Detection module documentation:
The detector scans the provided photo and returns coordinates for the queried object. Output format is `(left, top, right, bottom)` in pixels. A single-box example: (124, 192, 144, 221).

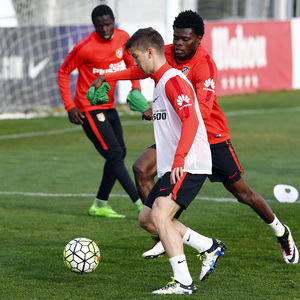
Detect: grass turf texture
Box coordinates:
(0, 90, 300, 299)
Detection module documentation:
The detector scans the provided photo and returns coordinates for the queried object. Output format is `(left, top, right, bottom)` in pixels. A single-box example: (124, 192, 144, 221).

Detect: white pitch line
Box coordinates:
(0, 126, 80, 140)
(0, 190, 296, 204)
(0, 190, 240, 202)
(0, 191, 126, 198)
(225, 106, 300, 117)
(0, 120, 150, 140)
(0, 106, 299, 141)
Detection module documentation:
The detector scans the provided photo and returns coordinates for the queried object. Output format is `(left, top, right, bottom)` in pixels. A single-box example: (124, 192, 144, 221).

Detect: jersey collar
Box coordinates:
(151, 62, 172, 84)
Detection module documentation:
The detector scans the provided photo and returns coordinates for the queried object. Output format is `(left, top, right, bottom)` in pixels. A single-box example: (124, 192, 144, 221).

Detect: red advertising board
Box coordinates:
(201, 21, 292, 96)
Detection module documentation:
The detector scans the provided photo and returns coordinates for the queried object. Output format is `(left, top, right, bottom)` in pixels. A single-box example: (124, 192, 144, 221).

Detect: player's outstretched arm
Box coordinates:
(90, 66, 147, 91)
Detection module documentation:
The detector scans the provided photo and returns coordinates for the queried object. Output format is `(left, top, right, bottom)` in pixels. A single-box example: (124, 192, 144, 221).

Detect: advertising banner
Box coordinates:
(291, 18, 300, 89)
(0, 26, 93, 112)
(202, 21, 293, 96)
(0, 20, 297, 113)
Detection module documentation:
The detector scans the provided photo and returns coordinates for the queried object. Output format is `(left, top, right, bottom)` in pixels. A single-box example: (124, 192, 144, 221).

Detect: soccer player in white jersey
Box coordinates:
(124, 27, 223, 295)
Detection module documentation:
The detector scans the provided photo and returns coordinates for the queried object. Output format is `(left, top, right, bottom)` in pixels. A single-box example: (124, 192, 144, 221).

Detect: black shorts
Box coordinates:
(148, 140, 243, 184)
(148, 144, 156, 150)
(208, 140, 244, 183)
(145, 171, 207, 218)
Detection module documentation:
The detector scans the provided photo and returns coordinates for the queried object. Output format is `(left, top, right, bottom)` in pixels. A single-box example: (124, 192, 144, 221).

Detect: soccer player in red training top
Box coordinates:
(124, 26, 224, 294)
(58, 5, 144, 218)
(90, 11, 298, 265)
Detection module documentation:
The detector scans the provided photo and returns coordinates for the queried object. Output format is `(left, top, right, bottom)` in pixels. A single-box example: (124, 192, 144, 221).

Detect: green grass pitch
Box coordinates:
(0, 90, 299, 299)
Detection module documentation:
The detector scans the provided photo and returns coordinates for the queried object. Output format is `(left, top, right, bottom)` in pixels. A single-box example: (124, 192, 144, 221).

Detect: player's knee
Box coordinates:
(106, 147, 123, 166)
(121, 147, 127, 159)
(236, 193, 249, 204)
(133, 159, 147, 179)
(225, 180, 257, 206)
(133, 160, 156, 183)
(138, 214, 147, 230)
(149, 206, 164, 231)
(139, 212, 151, 231)
(132, 159, 142, 174)
(236, 189, 256, 205)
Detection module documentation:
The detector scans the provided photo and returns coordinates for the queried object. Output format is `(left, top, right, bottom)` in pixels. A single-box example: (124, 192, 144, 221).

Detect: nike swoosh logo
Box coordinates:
(159, 187, 169, 192)
(153, 96, 159, 102)
(28, 57, 51, 79)
(178, 260, 186, 264)
(229, 171, 238, 179)
(186, 233, 191, 242)
(287, 246, 296, 263)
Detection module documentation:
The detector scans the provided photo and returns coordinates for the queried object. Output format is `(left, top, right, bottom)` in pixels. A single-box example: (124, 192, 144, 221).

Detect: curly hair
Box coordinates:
(173, 10, 205, 37)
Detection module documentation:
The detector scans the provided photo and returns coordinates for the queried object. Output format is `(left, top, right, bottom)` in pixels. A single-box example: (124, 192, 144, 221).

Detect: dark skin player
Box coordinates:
(67, 13, 115, 125)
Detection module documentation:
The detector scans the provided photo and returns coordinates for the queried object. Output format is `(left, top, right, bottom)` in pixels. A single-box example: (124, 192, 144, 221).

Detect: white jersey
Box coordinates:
(151, 63, 212, 178)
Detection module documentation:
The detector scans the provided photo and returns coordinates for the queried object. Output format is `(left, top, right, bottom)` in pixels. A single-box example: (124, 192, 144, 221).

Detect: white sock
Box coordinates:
(268, 215, 285, 236)
(182, 228, 213, 253)
(169, 254, 193, 286)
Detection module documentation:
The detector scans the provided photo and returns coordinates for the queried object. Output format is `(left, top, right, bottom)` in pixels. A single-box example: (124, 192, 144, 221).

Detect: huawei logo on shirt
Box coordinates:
(203, 78, 215, 93)
(177, 94, 192, 110)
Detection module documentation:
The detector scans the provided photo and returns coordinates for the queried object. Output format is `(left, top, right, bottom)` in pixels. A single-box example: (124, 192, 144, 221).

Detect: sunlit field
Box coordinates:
(0, 90, 299, 299)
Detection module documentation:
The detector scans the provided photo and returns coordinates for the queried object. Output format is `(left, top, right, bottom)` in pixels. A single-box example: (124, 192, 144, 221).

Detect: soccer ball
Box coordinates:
(63, 237, 100, 273)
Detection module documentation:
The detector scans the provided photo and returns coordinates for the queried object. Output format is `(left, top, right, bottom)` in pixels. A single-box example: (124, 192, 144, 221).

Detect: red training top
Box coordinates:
(58, 29, 141, 113)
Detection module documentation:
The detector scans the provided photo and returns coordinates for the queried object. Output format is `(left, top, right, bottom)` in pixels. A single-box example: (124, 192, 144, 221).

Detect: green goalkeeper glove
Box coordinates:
(86, 82, 111, 105)
(126, 89, 149, 114)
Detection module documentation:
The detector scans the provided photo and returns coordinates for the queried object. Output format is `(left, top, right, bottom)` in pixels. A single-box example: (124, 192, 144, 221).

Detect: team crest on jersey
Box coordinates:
(96, 113, 106, 122)
(116, 47, 123, 59)
(182, 66, 190, 76)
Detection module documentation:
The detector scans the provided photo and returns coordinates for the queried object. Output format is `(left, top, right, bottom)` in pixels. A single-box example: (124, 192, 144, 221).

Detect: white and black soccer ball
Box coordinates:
(63, 237, 100, 273)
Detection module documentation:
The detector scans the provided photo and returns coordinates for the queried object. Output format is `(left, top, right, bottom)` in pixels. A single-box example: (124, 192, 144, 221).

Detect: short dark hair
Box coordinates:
(173, 10, 205, 37)
(125, 27, 165, 55)
(91, 5, 115, 24)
